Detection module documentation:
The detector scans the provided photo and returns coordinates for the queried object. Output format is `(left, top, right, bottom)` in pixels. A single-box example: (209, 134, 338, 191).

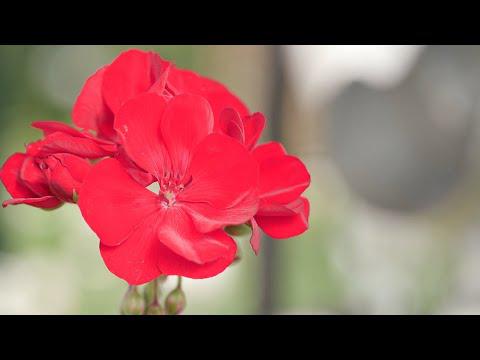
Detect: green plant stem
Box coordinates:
(152, 278, 159, 304)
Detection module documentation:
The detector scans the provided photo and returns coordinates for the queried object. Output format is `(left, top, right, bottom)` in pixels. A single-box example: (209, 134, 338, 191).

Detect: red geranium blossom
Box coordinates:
(0, 47, 311, 289)
(70, 49, 252, 187)
(78, 93, 259, 284)
(73, 49, 249, 142)
(0, 150, 91, 208)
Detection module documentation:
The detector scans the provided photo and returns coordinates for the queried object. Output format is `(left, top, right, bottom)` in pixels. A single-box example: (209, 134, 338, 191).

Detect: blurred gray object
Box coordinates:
(328, 45, 480, 212)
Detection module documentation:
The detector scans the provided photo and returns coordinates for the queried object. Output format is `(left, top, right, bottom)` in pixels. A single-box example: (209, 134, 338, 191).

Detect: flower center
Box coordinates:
(164, 191, 176, 206)
(158, 177, 185, 208)
(156, 172, 192, 208)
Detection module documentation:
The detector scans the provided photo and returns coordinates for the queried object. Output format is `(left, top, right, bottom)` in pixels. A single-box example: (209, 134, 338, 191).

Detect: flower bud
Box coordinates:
(120, 286, 145, 315)
(165, 287, 186, 315)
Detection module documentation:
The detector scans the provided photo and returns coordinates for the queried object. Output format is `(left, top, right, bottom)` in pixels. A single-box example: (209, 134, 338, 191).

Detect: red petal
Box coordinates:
(78, 158, 160, 247)
(3, 195, 62, 209)
(19, 156, 50, 196)
(30, 120, 117, 156)
(99, 216, 163, 285)
(257, 155, 310, 204)
(255, 197, 310, 239)
(157, 207, 234, 264)
(167, 67, 249, 124)
(243, 112, 265, 150)
(102, 49, 167, 115)
(179, 133, 259, 209)
(179, 188, 258, 234)
(219, 108, 245, 144)
(252, 141, 287, 163)
(31, 120, 116, 149)
(27, 132, 116, 159)
(114, 93, 169, 179)
(156, 230, 237, 279)
(257, 197, 306, 217)
(97, 190, 237, 282)
(32, 121, 84, 137)
(249, 218, 261, 255)
(0, 153, 36, 199)
(71, 66, 117, 141)
(148, 61, 171, 95)
(114, 146, 155, 187)
(160, 94, 213, 177)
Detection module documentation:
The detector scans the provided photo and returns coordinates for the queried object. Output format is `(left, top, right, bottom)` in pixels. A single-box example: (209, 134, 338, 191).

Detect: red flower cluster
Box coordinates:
(0, 49, 310, 284)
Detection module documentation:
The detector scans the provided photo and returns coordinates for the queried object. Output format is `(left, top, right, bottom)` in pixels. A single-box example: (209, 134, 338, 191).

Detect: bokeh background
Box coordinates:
(2, 45, 480, 314)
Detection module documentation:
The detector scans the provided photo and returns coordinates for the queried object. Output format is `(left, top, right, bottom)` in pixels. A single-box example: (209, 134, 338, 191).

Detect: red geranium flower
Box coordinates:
(71, 49, 251, 187)
(78, 93, 259, 284)
(0, 151, 91, 208)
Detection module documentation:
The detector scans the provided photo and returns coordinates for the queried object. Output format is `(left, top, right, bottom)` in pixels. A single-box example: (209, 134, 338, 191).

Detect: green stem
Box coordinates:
(152, 278, 159, 305)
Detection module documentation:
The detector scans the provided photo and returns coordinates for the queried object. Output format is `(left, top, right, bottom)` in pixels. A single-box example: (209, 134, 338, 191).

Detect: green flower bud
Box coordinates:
(120, 286, 145, 315)
(165, 287, 186, 315)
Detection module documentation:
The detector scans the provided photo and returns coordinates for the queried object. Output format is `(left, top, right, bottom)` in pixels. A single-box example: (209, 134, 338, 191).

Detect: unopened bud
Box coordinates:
(120, 286, 145, 315)
(145, 302, 166, 315)
(165, 287, 186, 315)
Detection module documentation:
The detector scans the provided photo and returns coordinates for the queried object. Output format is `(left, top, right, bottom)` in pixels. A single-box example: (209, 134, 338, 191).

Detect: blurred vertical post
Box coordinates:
(260, 45, 285, 314)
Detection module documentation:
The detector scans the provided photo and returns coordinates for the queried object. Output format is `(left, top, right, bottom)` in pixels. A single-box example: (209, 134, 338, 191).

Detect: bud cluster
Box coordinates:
(120, 275, 186, 315)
